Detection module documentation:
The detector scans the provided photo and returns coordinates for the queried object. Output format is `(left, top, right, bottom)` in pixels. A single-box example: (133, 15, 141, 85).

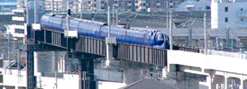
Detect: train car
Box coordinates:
(40, 15, 169, 49)
(41, 15, 63, 31)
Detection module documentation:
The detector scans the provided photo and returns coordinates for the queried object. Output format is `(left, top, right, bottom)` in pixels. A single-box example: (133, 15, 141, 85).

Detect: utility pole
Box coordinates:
(169, 11, 173, 50)
(80, 1, 83, 19)
(216, 38, 219, 50)
(75, 0, 78, 14)
(25, 0, 29, 24)
(107, 5, 111, 42)
(203, 0, 207, 55)
(55, 71, 57, 89)
(67, 1, 70, 52)
(231, 38, 234, 52)
(16, 49, 21, 89)
(188, 28, 192, 47)
(116, 8, 118, 26)
(105, 5, 114, 68)
(226, 26, 230, 47)
(52, 0, 54, 14)
(8, 26, 10, 70)
(81, 71, 87, 89)
(112, 6, 115, 26)
(106, 6, 111, 67)
(188, 21, 194, 47)
(56, 1, 58, 15)
(34, 0, 37, 23)
(166, 1, 169, 30)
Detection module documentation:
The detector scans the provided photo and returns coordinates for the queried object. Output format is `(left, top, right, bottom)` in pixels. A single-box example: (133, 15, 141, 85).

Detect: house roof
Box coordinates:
(119, 79, 179, 89)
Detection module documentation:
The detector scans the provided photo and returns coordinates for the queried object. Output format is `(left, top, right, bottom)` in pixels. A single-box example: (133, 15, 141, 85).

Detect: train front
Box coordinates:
(153, 32, 169, 49)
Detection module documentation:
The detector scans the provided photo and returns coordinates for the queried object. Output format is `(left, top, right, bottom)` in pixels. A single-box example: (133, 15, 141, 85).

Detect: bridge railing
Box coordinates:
(117, 43, 167, 66)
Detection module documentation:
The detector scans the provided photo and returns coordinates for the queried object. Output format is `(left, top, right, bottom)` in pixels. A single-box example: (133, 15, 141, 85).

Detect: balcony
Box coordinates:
(138, 6, 146, 9)
(135, 3, 139, 6)
(139, 0, 146, 3)
(156, 3, 161, 6)
(113, 3, 119, 7)
(237, 21, 247, 28)
(12, 16, 25, 22)
(127, 3, 132, 6)
(238, 10, 247, 18)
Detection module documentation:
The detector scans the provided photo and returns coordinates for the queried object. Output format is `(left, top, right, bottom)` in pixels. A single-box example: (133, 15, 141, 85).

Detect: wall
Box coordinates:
(178, 0, 211, 11)
(94, 69, 123, 82)
(1, 70, 27, 87)
(97, 81, 126, 89)
(36, 74, 79, 89)
(34, 51, 55, 75)
(211, 2, 219, 29)
(168, 50, 247, 74)
(211, 1, 247, 29)
(176, 79, 199, 89)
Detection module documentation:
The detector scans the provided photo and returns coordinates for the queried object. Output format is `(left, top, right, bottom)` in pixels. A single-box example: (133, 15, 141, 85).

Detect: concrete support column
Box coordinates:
(26, 49, 35, 89)
(240, 75, 244, 89)
(224, 72, 228, 89)
(207, 74, 212, 89)
(240, 79, 243, 89)
(162, 67, 168, 78)
(78, 58, 95, 89)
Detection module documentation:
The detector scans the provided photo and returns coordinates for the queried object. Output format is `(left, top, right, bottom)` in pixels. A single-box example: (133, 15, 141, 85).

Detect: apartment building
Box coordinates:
(211, 0, 247, 29)
(73, 0, 186, 12)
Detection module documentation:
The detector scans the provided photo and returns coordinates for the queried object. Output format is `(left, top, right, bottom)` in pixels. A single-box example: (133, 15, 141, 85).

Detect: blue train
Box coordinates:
(40, 15, 169, 49)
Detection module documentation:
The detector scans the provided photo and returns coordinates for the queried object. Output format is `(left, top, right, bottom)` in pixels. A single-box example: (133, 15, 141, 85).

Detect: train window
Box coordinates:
(157, 35, 164, 41)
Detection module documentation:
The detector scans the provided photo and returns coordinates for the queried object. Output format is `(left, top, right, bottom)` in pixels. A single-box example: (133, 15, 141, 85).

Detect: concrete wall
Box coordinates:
(97, 81, 126, 89)
(36, 74, 79, 89)
(168, 50, 247, 74)
(94, 69, 123, 82)
(0, 70, 126, 89)
(211, 1, 219, 29)
(34, 51, 55, 74)
(1, 70, 27, 87)
(176, 79, 199, 89)
(168, 50, 247, 89)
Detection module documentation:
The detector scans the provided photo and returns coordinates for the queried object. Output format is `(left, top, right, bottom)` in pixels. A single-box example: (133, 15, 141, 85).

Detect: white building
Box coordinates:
(211, 0, 247, 29)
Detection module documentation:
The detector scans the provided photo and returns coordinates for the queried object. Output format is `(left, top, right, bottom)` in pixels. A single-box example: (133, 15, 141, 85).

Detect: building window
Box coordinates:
(225, 7, 228, 12)
(241, 8, 243, 11)
(206, 6, 210, 10)
(225, 17, 228, 22)
(241, 19, 243, 21)
(15, 29, 24, 33)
